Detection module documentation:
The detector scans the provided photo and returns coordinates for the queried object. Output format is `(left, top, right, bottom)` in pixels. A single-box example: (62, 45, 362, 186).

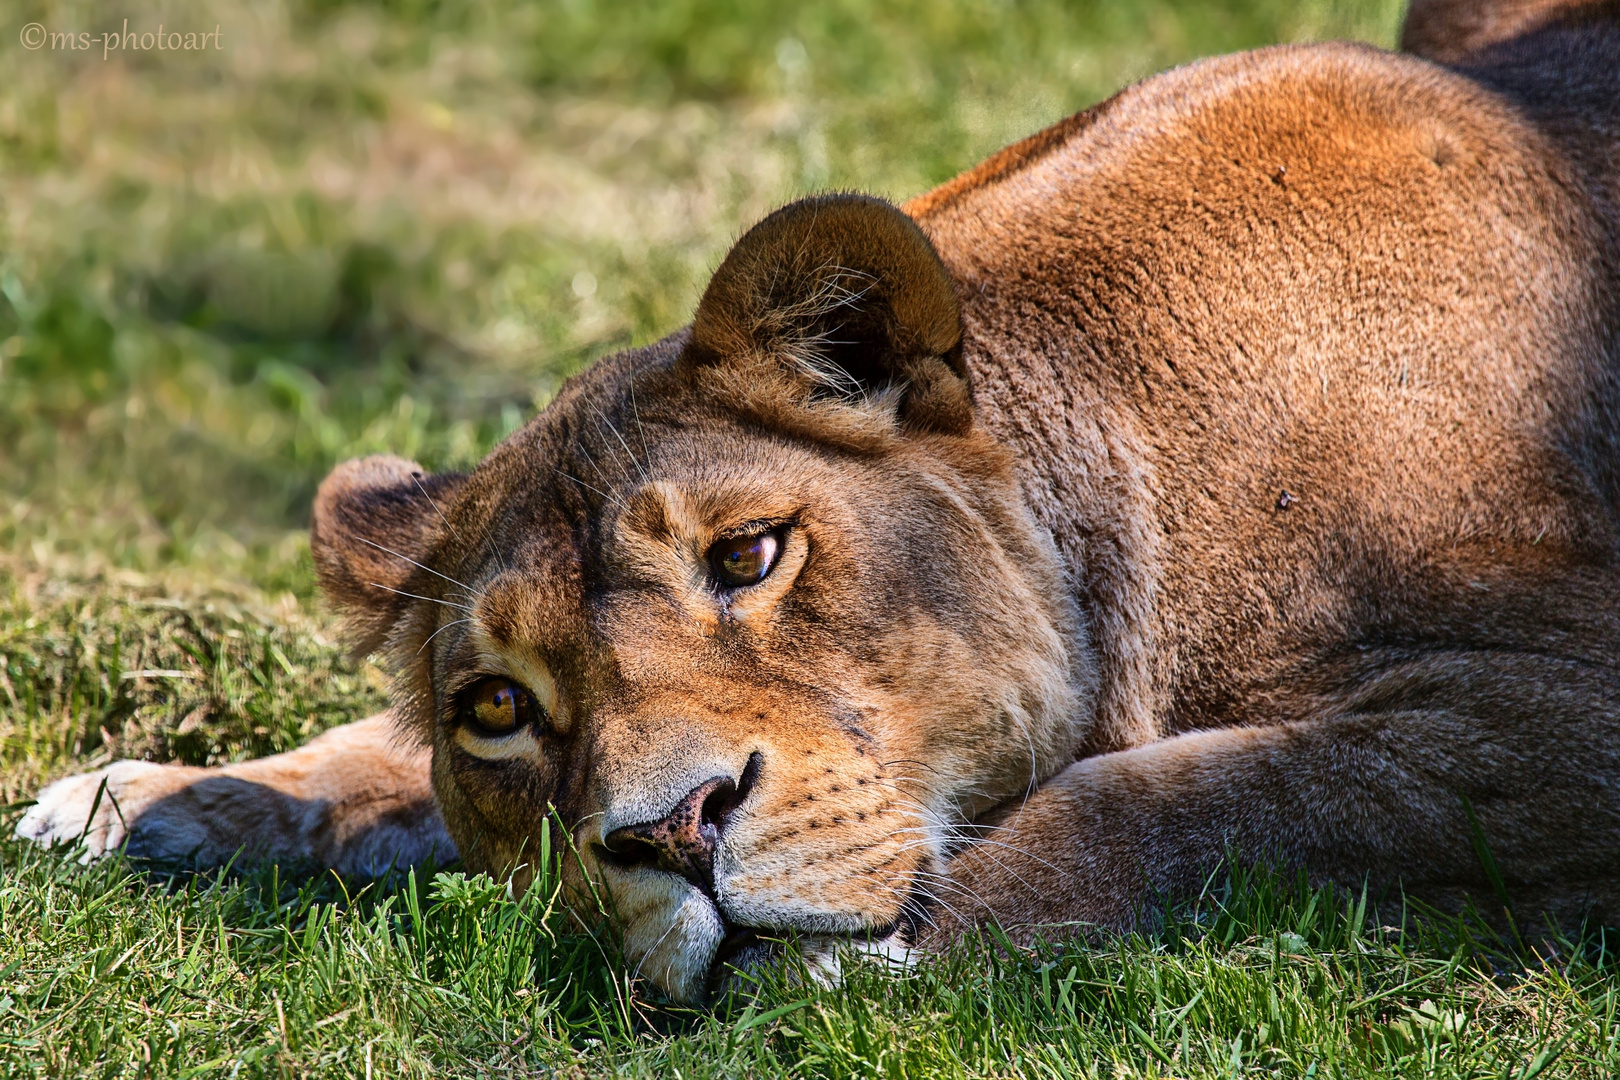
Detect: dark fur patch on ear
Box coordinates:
(311, 455, 468, 655)
(896, 355, 974, 434)
(686, 193, 968, 433)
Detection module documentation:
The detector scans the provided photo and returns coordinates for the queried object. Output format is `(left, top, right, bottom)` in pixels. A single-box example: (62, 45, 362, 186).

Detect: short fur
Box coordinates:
(21, 0, 1620, 1004)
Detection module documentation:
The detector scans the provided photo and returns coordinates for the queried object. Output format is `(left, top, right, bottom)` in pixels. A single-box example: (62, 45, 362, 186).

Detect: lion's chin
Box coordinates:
(611, 870, 920, 1004)
(614, 876, 728, 1004)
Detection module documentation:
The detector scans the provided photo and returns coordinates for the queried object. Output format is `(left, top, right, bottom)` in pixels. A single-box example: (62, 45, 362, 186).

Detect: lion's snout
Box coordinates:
(597, 751, 762, 893)
(559, 708, 944, 1002)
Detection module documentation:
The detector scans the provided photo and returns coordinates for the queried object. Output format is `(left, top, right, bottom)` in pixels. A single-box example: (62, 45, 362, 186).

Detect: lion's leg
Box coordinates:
(14, 714, 454, 877)
(923, 650, 1620, 944)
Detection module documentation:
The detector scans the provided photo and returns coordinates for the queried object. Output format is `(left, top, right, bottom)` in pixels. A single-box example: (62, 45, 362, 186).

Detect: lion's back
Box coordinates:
(910, 40, 1620, 738)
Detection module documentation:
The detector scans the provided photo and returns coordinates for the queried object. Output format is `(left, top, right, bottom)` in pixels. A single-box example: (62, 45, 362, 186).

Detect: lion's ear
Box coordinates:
(686, 193, 970, 434)
(310, 455, 469, 655)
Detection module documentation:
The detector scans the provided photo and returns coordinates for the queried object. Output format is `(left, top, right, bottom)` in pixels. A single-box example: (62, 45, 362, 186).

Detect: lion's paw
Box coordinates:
(14, 762, 176, 862)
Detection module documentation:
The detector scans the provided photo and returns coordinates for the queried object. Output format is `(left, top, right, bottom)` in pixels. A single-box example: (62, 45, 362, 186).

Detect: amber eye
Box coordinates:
(466, 678, 535, 737)
(708, 529, 782, 589)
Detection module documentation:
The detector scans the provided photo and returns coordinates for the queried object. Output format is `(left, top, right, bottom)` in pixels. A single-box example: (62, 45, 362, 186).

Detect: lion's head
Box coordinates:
(310, 195, 1095, 1001)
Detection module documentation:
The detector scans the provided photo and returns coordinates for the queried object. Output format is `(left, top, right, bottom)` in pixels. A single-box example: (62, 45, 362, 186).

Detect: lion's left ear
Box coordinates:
(310, 455, 470, 656)
(685, 193, 970, 434)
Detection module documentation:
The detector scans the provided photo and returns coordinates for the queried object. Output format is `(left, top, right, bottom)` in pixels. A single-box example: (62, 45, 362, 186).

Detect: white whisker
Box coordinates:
(411, 473, 460, 541)
(366, 582, 474, 612)
(629, 381, 651, 467)
(557, 469, 626, 510)
(632, 910, 684, 986)
(419, 465, 512, 577)
(351, 534, 476, 596)
(574, 441, 618, 493)
(589, 399, 650, 486)
(418, 617, 475, 655)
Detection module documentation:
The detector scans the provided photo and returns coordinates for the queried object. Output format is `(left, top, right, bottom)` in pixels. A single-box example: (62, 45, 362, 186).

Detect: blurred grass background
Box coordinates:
(20, 4, 1618, 1078)
(2, 0, 1403, 597)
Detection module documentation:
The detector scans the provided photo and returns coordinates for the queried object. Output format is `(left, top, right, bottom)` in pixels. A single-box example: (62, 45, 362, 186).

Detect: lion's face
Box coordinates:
(311, 196, 1093, 1001)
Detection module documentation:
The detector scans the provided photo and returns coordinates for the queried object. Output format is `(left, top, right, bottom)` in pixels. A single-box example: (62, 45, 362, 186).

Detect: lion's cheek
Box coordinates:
(430, 748, 559, 878)
(714, 813, 928, 932)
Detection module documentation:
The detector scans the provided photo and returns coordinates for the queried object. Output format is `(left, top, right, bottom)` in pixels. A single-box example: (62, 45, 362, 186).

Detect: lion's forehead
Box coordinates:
(441, 419, 961, 664)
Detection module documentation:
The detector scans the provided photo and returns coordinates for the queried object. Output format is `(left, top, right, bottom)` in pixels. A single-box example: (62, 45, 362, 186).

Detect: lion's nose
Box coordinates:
(599, 752, 762, 893)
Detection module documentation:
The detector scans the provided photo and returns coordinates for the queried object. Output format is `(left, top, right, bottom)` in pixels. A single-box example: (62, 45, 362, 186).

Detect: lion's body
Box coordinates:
(21, 0, 1620, 1003)
(906, 29, 1620, 933)
(920, 39, 1620, 755)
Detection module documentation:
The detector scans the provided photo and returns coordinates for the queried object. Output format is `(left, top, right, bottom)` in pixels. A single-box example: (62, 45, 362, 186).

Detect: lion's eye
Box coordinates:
(466, 678, 535, 737)
(709, 530, 782, 589)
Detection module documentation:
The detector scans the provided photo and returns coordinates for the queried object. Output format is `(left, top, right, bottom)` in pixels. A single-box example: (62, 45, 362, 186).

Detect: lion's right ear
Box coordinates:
(310, 455, 469, 656)
(684, 194, 970, 434)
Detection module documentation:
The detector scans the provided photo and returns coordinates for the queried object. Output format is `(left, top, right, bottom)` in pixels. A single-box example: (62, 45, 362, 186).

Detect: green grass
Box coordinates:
(5, 834, 1620, 1076)
(11, 0, 1618, 1075)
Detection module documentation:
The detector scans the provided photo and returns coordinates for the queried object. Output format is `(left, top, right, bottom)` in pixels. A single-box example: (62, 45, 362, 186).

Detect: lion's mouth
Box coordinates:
(704, 871, 933, 993)
(704, 918, 916, 999)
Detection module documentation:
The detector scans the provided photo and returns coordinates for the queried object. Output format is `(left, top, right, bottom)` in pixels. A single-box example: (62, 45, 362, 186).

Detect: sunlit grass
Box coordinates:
(0, 567, 382, 804)
(4, 826, 1617, 1076)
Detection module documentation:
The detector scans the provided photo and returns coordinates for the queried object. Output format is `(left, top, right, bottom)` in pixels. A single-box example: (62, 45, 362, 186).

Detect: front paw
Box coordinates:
(15, 762, 175, 861)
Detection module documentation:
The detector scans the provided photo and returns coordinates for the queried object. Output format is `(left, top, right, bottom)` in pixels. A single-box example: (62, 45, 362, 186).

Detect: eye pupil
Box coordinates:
(710, 530, 781, 588)
(469, 678, 532, 736)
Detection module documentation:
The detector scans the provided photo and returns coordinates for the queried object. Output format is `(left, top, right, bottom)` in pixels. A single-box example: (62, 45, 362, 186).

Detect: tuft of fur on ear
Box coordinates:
(686, 193, 970, 434)
(310, 455, 468, 656)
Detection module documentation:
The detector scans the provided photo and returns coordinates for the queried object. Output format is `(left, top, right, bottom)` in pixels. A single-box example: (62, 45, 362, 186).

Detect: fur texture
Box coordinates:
(20, 0, 1620, 1004)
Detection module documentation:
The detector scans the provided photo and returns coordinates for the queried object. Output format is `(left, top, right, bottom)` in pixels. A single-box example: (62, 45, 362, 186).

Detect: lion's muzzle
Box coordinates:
(597, 751, 763, 894)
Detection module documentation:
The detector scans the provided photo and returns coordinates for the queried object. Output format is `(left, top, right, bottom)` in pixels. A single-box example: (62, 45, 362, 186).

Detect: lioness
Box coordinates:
(18, 0, 1620, 1003)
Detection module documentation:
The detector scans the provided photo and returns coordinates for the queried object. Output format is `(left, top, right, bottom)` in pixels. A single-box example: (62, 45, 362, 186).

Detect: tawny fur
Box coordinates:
(19, 0, 1620, 1003)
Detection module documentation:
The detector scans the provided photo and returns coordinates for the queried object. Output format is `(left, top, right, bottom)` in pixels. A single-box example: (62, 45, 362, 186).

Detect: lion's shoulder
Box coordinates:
(901, 98, 1121, 221)
(904, 41, 1553, 236)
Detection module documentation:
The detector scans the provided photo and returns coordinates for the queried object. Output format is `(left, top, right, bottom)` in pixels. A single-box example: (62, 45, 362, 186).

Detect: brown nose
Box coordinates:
(599, 753, 761, 893)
